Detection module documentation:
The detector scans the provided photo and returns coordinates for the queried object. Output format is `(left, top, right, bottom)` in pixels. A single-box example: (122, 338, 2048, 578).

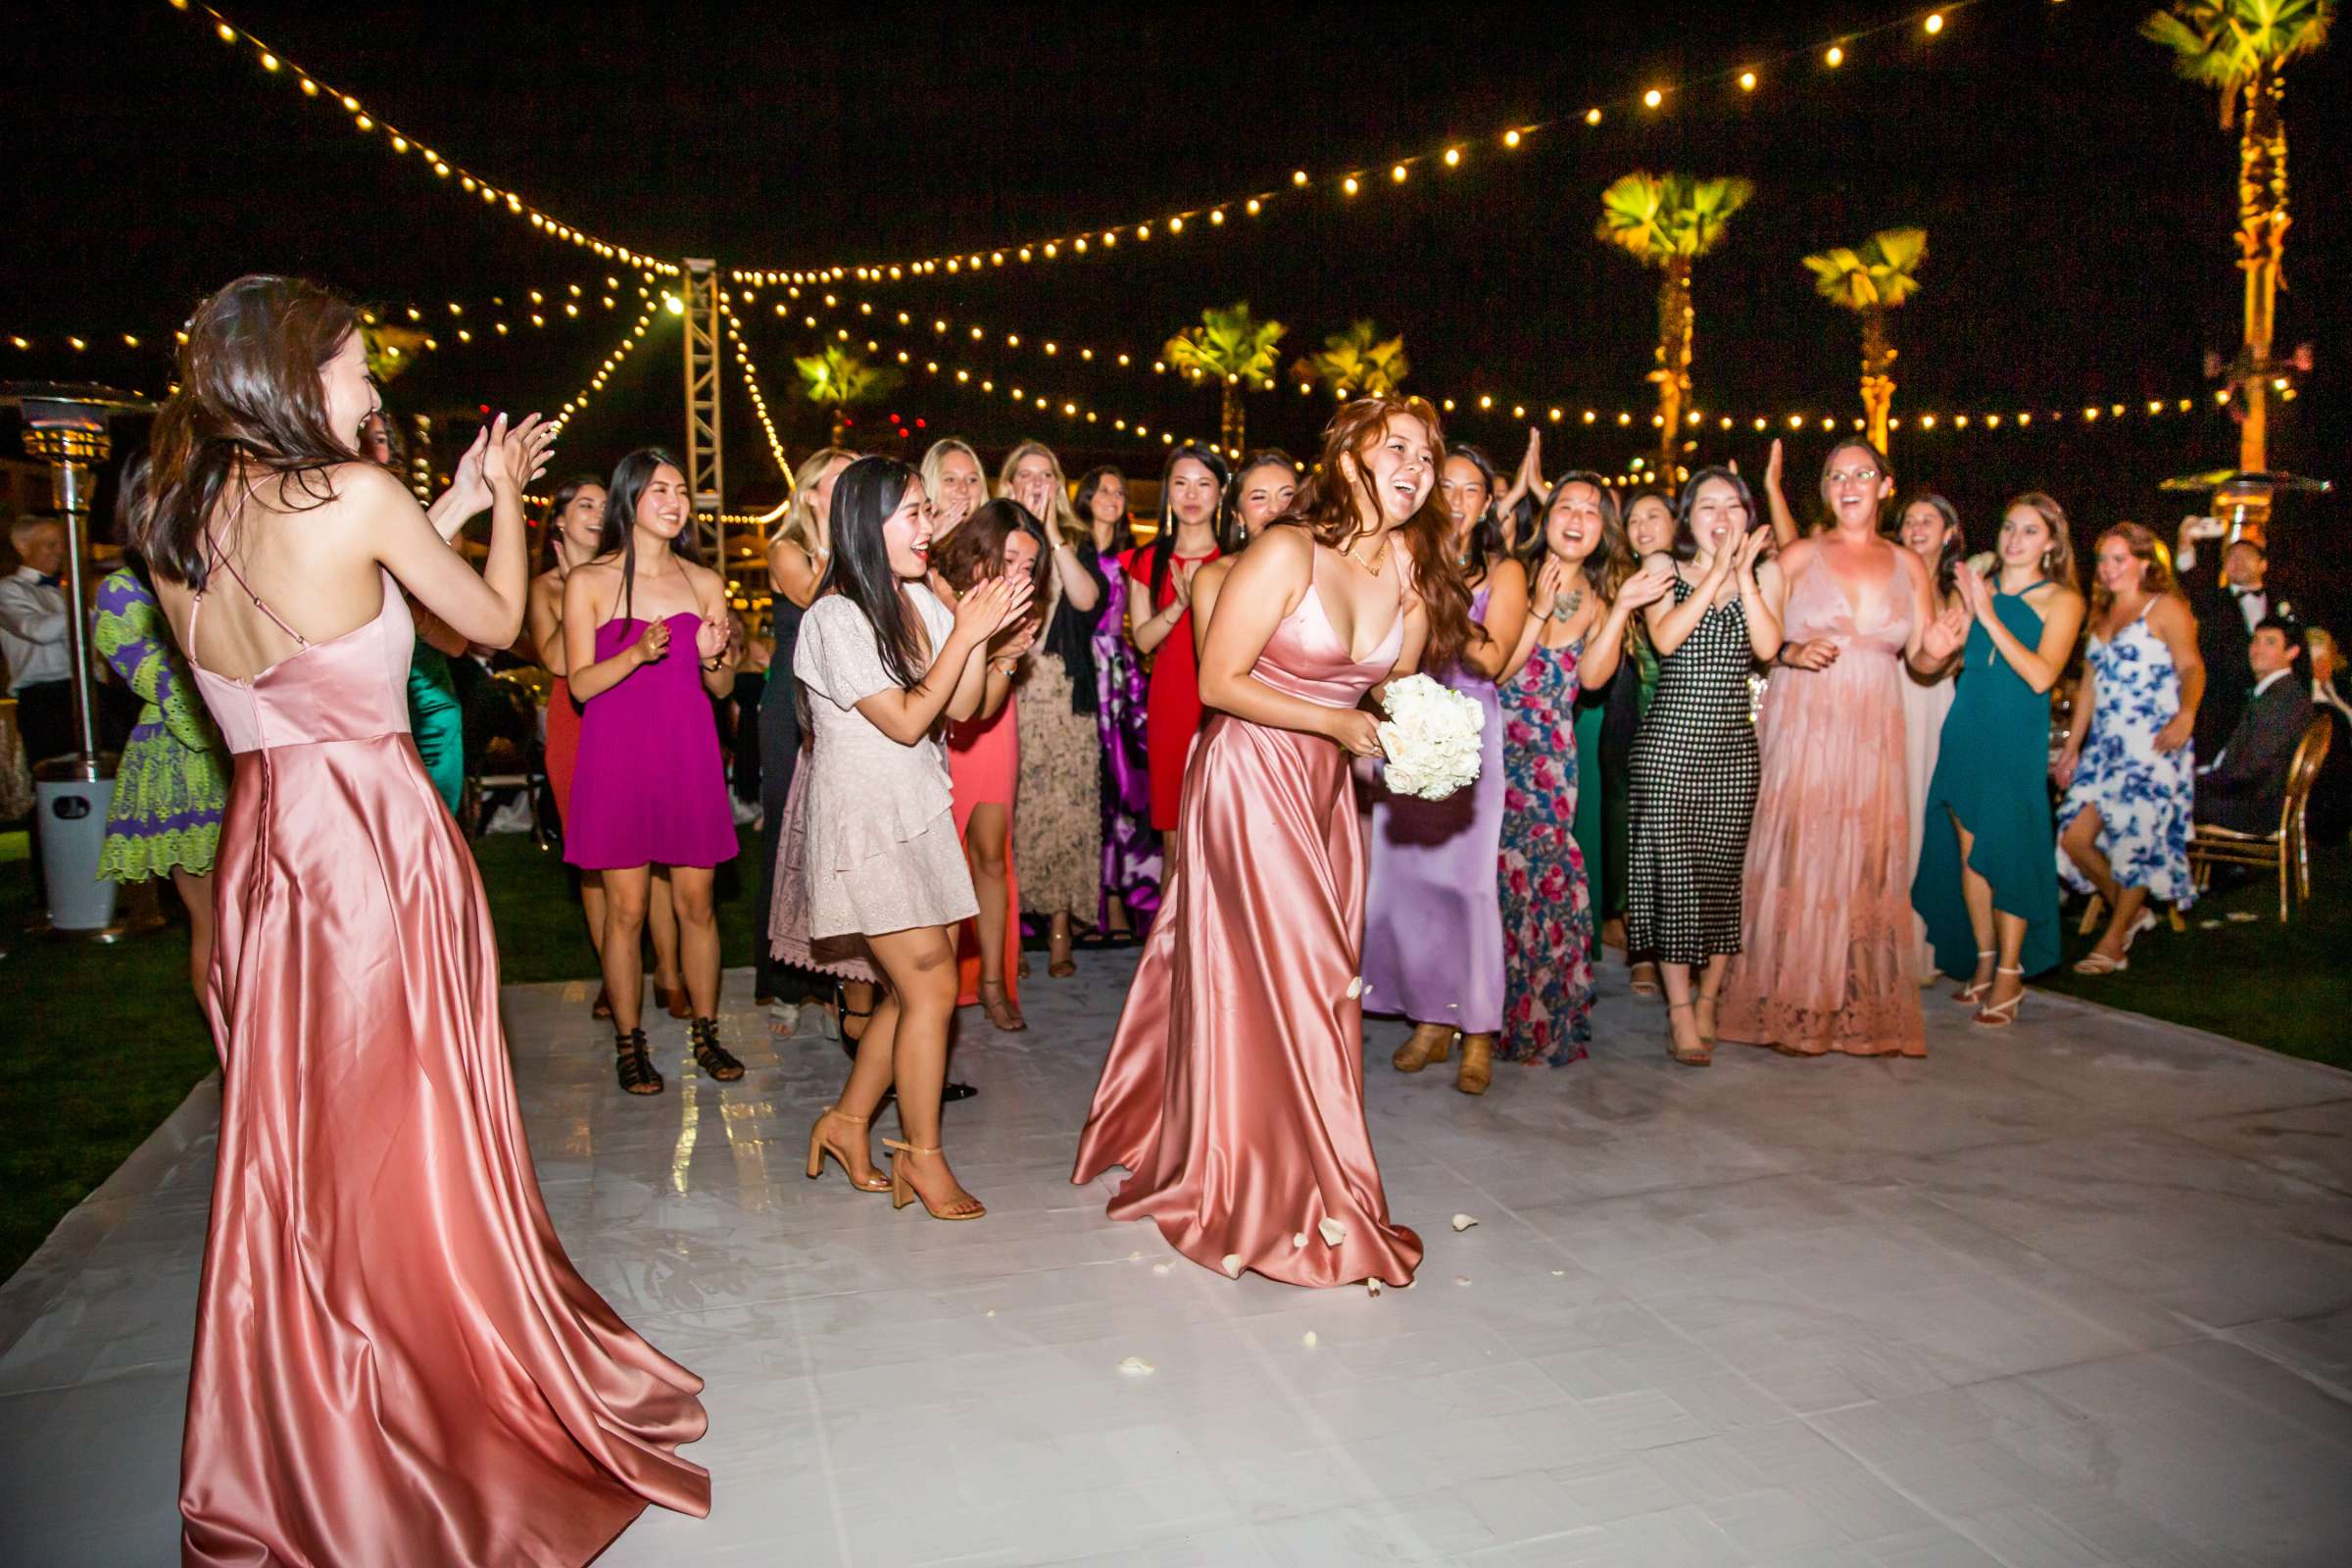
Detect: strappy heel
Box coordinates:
(1455, 1033, 1494, 1096)
(806, 1104, 891, 1192)
(1953, 952, 1998, 1004)
(1694, 987, 1723, 1047)
(613, 1028, 662, 1095)
(882, 1140, 986, 1220)
(1974, 968, 2027, 1028)
(977, 979, 1027, 1033)
(1666, 1002, 1712, 1067)
(688, 1016, 745, 1081)
(1392, 1023, 1455, 1073)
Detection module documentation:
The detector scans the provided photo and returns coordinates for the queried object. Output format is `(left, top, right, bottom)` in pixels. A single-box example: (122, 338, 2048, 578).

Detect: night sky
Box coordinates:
(6, 0, 2346, 574)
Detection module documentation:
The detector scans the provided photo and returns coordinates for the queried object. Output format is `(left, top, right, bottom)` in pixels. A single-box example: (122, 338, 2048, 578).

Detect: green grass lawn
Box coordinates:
(4, 823, 2344, 1283)
(2038, 839, 2352, 1070)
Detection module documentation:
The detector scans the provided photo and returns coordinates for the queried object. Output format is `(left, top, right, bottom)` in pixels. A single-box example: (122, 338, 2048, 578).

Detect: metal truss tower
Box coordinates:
(681, 258, 724, 559)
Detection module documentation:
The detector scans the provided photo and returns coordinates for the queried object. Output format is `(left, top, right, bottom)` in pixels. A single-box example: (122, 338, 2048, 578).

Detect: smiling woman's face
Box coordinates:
(881, 479, 933, 579)
(1686, 477, 1748, 554)
(1354, 412, 1437, 526)
(1166, 457, 1220, 526)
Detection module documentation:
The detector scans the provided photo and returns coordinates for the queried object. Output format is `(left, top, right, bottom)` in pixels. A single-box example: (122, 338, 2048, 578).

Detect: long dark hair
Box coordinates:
(1897, 489, 1964, 597)
(1622, 486, 1691, 562)
(1074, 465, 1132, 555)
(1534, 471, 1639, 604)
(132, 274, 365, 587)
(541, 472, 606, 570)
(1676, 465, 1757, 558)
(937, 498, 1050, 602)
(1287, 396, 1474, 674)
(816, 454, 929, 690)
(1220, 449, 1298, 554)
(1445, 442, 1509, 581)
(1145, 443, 1231, 600)
(596, 447, 699, 621)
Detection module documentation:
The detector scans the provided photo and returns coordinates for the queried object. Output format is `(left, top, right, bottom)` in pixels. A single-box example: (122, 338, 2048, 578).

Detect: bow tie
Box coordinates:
(2232, 585, 2265, 597)
(34, 572, 62, 590)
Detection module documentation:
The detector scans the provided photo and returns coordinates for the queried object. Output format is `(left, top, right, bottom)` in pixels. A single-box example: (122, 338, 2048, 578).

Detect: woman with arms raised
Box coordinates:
(1074, 397, 1471, 1290)
(145, 275, 708, 1565)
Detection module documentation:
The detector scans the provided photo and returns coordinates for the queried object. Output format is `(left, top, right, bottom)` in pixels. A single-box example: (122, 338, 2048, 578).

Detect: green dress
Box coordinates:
(93, 566, 229, 881)
(1911, 586, 2061, 978)
(1602, 638, 1659, 925)
(408, 640, 466, 816)
(1572, 693, 1607, 922)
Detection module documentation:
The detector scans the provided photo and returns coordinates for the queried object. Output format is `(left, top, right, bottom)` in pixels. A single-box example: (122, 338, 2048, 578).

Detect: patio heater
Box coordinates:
(3, 381, 153, 939)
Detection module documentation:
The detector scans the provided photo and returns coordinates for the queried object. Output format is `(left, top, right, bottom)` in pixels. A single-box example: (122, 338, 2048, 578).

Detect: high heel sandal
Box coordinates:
(1665, 1002, 1712, 1067)
(1629, 961, 1662, 998)
(1974, 967, 2027, 1027)
(805, 1104, 891, 1192)
(2073, 908, 2158, 976)
(591, 983, 612, 1020)
(1392, 1023, 1455, 1073)
(977, 979, 1027, 1033)
(687, 1016, 745, 1081)
(1455, 1033, 1494, 1096)
(613, 1028, 663, 1095)
(659, 982, 692, 1020)
(882, 1140, 986, 1220)
(1953, 952, 1998, 1004)
(1694, 989, 1722, 1048)
(1049, 931, 1078, 979)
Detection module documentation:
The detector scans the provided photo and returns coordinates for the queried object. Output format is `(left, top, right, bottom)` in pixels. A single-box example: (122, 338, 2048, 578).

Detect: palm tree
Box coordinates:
(794, 344, 902, 446)
(2143, 0, 2333, 474)
(1595, 172, 1754, 469)
(1162, 302, 1287, 455)
(362, 321, 428, 384)
(1292, 319, 1410, 402)
(1802, 227, 1928, 454)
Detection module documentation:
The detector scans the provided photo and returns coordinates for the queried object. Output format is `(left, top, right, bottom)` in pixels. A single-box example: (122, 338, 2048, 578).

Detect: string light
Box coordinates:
(547, 302, 669, 437)
(718, 296, 790, 477)
(733, 2, 1974, 281)
(169, 1, 676, 274)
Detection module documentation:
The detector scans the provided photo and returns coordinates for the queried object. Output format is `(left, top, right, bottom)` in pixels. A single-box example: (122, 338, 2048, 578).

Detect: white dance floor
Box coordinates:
(5, 953, 2351, 1566)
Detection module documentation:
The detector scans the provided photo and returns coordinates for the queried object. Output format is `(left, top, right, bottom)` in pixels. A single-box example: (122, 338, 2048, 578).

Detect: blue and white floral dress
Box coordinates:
(2055, 603, 2196, 907)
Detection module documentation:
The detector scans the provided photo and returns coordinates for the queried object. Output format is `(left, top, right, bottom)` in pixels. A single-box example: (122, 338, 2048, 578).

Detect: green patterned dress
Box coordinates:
(95, 565, 229, 880)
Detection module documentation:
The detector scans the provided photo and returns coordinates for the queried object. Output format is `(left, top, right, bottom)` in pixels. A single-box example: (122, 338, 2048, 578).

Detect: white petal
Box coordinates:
(1117, 1356, 1155, 1376)
(1221, 1253, 1244, 1278)
(1455, 1275, 1472, 1287)
(1152, 1261, 1173, 1276)
(1317, 1217, 1348, 1247)
(1345, 976, 1363, 999)
(1292, 1232, 1308, 1250)
(1301, 1331, 1318, 1348)
(985, 1309, 997, 1317)
(1551, 1269, 1566, 1277)
(1450, 1213, 1479, 1232)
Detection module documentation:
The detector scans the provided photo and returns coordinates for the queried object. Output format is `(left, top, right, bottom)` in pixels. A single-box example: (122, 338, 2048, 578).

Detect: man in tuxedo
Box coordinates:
(2176, 519, 2283, 761)
(2194, 615, 2311, 835)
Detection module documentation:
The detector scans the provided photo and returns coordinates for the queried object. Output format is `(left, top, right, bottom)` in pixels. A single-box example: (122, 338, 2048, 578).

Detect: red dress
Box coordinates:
(545, 672, 581, 825)
(1128, 546, 1219, 831)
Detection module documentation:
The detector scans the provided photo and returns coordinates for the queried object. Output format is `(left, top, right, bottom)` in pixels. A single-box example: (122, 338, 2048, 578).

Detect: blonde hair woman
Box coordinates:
(1001, 439, 1107, 975)
(921, 437, 989, 547)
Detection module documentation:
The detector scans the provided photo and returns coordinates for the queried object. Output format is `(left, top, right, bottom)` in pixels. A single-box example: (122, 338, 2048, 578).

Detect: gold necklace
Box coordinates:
(1346, 535, 1389, 577)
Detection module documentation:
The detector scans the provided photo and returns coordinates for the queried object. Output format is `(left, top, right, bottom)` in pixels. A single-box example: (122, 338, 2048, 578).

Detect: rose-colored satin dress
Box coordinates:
(179, 565, 710, 1566)
(1716, 551, 1927, 1056)
(1074, 553, 1423, 1289)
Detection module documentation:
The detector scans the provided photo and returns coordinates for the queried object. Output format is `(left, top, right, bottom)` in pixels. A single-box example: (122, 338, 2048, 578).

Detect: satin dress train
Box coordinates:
(1074, 557, 1422, 1289)
(179, 568, 709, 1567)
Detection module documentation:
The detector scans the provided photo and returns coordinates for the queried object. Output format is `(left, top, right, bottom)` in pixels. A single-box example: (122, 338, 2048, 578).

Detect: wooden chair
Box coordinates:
(2188, 715, 2333, 921)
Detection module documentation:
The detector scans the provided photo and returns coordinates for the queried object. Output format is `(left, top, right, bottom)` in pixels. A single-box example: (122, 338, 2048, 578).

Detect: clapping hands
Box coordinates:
(954, 570, 1033, 641)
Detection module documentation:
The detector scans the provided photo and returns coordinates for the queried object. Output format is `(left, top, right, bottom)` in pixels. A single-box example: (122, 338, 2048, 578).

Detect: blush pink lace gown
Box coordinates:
(1073, 554, 1422, 1289)
(179, 566, 709, 1566)
(1716, 551, 1927, 1057)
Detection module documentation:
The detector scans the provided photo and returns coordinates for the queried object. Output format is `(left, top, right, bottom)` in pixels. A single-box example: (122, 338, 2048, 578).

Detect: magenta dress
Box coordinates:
(564, 612, 738, 870)
(1074, 553, 1422, 1289)
(180, 567, 709, 1565)
(1361, 584, 1505, 1035)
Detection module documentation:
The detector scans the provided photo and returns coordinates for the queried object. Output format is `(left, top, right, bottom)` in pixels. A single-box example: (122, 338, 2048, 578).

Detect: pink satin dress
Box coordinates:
(1716, 550, 1927, 1056)
(1074, 553, 1423, 1289)
(179, 565, 710, 1566)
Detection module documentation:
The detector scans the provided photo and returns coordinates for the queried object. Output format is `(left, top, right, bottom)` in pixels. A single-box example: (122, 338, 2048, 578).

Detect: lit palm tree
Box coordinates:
(1802, 227, 1928, 454)
(1162, 301, 1287, 456)
(794, 344, 902, 447)
(362, 321, 428, 384)
(2143, 0, 2333, 474)
(1595, 172, 1754, 469)
(1292, 319, 1410, 402)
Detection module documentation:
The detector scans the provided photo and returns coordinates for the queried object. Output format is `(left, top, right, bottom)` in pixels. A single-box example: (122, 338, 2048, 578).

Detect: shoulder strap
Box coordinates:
(201, 524, 308, 648)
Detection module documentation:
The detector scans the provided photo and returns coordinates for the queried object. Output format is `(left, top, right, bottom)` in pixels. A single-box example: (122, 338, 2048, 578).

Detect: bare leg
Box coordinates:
(1661, 959, 1708, 1061)
(600, 864, 653, 1031)
(172, 867, 216, 1000)
(966, 803, 1022, 1026)
(580, 869, 607, 951)
(1049, 910, 1075, 974)
(2059, 806, 2122, 906)
(858, 925, 981, 1216)
(2093, 885, 2149, 960)
(647, 867, 683, 996)
(1952, 813, 1998, 999)
(1694, 953, 1730, 1043)
(669, 865, 721, 1016)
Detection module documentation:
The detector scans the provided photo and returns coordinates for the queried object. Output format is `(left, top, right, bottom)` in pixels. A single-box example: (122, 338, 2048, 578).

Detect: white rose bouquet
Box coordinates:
(1375, 672, 1485, 802)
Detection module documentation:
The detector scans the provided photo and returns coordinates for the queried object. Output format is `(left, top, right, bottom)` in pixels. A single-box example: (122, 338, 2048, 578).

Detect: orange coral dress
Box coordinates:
(948, 691, 1020, 1006)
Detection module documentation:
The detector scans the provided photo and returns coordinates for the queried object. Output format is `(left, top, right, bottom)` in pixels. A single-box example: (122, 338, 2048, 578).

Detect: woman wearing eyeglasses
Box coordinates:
(1715, 442, 1964, 1059)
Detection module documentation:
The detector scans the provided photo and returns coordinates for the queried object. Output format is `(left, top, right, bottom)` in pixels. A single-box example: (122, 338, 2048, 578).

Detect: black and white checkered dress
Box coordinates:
(1625, 573, 1761, 966)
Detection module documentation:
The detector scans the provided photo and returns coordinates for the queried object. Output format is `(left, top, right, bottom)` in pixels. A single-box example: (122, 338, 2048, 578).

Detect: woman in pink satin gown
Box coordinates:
(140, 276, 709, 1566)
(1074, 397, 1476, 1289)
(1716, 440, 1965, 1057)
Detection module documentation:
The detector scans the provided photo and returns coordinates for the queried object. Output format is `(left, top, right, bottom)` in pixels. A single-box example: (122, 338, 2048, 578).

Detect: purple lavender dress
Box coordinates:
(564, 613, 739, 870)
(1360, 584, 1505, 1034)
(1094, 569, 1163, 924)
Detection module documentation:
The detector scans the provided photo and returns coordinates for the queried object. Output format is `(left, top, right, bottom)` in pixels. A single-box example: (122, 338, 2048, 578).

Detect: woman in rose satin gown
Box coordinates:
(1075, 397, 1475, 1290)
(1716, 441, 1963, 1058)
(142, 276, 708, 1566)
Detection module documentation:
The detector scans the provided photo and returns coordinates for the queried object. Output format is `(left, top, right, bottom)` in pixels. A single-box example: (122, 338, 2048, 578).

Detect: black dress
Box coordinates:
(1625, 574, 1760, 966)
(753, 596, 813, 1003)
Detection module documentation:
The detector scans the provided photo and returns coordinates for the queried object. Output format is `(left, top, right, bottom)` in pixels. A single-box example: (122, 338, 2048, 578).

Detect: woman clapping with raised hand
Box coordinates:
(798, 457, 1031, 1221)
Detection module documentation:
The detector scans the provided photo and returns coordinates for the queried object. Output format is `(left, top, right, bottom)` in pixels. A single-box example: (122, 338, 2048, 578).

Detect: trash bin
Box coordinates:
(33, 754, 119, 933)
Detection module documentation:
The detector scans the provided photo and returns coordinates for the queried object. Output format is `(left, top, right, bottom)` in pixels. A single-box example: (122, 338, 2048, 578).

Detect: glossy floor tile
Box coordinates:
(2, 955, 2348, 1566)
